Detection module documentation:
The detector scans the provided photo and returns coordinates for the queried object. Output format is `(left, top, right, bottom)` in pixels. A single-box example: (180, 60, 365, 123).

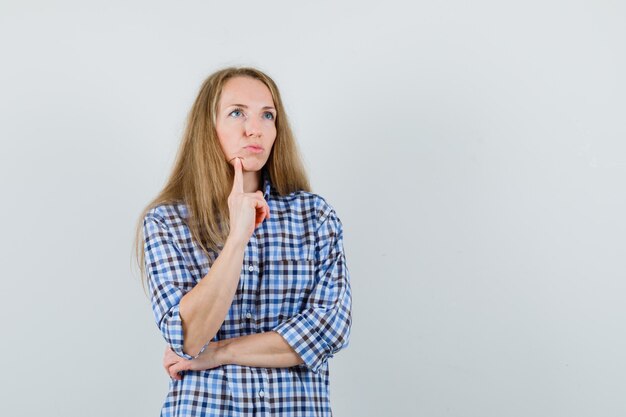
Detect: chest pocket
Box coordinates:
(261, 258, 317, 321)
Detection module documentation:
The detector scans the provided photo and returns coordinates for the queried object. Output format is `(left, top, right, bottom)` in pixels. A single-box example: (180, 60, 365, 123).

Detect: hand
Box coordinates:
(227, 157, 270, 245)
(163, 346, 187, 381)
(162, 344, 224, 381)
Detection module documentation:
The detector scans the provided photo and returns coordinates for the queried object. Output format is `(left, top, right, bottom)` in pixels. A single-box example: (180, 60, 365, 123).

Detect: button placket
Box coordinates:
(243, 234, 259, 325)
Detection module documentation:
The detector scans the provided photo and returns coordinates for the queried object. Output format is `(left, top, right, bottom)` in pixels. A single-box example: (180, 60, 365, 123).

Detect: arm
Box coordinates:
(177, 237, 247, 357)
(271, 205, 352, 374)
(218, 331, 304, 368)
(165, 330, 303, 374)
(164, 331, 303, 380)
(143, 213, 247, 359)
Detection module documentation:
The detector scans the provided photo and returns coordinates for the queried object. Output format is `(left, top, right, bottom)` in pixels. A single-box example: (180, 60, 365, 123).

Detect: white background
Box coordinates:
(1, 1, 625, 416)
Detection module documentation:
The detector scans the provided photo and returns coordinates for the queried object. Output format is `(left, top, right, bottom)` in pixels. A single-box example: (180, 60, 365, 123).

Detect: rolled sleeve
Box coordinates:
(273, 206, 352, 374)
(143, 213, 196, 360)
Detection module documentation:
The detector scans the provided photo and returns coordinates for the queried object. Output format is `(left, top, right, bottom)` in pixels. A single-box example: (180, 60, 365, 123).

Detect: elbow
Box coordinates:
(182, 337, 214, 359)
(180, 317, 217, 358)
(159, 305, 200, 360)
(332, 304, 352, 351)
(178, 300, 221, 358)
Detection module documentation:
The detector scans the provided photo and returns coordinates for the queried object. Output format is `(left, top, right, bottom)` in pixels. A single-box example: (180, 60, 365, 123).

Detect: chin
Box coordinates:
(240, 158, 267, 172)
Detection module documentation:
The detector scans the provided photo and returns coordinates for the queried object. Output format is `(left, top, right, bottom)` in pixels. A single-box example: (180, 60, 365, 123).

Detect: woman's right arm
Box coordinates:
(177, 157, 269, 357)
(177, 236, 245, 357)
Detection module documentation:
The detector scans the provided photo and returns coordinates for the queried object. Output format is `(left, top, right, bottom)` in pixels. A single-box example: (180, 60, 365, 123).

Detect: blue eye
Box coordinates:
(229, 108, 243, 118)
(264, 112, 275, 120)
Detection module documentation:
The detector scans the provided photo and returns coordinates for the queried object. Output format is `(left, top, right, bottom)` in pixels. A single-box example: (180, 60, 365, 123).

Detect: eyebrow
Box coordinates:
(226, 104, 276, 111)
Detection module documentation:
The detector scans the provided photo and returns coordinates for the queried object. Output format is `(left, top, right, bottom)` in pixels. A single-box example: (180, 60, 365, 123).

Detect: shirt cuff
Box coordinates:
(273, 313, 330, 374)
(160, 303, 195, 360)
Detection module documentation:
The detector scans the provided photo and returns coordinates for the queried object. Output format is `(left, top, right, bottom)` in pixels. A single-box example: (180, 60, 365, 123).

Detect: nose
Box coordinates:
(244, 116, 262, 138)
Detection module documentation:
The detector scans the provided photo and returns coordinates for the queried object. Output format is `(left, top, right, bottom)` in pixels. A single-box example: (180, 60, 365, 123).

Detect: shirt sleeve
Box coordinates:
(143, 213, 197, 360)
(272, 205, 353, 374)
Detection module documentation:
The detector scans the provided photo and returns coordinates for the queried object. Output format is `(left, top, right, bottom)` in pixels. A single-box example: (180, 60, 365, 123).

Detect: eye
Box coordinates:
(263, 111, 275, 120)
(229, 108, 244, 118)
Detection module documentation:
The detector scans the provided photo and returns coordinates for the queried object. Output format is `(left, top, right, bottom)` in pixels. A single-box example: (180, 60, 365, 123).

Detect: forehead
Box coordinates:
(219, 76, 274, 108)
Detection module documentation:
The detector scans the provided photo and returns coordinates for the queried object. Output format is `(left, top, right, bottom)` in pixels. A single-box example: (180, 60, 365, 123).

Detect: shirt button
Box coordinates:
(259, 390, 265, 398)
(246, 312, 252, 319)
(248, 265, 254, 272)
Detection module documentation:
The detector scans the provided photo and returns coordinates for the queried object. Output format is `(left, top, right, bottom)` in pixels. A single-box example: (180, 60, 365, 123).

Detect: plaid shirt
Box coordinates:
(142, 167, 352, 417)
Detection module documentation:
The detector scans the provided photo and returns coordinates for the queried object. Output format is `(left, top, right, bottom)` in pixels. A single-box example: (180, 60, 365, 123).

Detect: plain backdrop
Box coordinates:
(1, 1, 625, 416)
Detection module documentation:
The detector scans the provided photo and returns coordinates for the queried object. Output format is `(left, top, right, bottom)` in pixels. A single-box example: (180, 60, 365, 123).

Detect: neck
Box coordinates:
(242, 170, 262, 194)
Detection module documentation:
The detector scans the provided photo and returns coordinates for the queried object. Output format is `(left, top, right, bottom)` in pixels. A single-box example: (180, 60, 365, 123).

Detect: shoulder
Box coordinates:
(277, 190, 341, 229)
(143, 201, 189, 232)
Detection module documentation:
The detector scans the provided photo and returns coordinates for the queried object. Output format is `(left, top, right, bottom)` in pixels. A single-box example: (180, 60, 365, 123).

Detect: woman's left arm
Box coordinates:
(163, 332, 302, 379)
(219, 331, 304, 367)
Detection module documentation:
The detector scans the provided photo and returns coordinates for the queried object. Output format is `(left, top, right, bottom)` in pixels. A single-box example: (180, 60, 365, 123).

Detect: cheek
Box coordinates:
(216, 128, 234, 154)
(267, 139, 276, 153)
(216, 141, 234, 161)
(265, 126, 277, 144)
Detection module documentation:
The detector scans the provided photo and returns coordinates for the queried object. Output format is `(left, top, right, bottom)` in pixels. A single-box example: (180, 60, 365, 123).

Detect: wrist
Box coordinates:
(224, 235, 247, 254)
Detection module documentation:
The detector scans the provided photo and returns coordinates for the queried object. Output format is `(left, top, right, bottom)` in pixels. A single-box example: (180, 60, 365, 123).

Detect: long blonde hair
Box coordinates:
(132, 66, 311, 296)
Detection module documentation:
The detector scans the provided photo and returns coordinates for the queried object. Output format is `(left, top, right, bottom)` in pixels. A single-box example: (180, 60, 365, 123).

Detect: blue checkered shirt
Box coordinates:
(142, 167, 352, 416)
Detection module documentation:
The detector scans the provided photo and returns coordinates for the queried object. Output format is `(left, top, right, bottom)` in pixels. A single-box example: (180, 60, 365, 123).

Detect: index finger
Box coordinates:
(230, 157, 244, 194)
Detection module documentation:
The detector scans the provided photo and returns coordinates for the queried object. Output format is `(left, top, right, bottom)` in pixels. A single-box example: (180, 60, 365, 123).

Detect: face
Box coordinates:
(215, 76, 277, 172)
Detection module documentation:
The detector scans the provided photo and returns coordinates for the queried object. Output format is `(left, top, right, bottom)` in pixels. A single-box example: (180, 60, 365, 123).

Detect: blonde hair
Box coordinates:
(132, 66, 311, 296)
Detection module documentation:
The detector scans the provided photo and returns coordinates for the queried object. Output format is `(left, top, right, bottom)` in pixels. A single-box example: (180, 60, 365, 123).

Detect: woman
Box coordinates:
(134, 66, 352, 417)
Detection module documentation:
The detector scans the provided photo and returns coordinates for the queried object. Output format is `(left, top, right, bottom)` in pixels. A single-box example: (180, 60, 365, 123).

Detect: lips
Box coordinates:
(244, 145, 263, 153)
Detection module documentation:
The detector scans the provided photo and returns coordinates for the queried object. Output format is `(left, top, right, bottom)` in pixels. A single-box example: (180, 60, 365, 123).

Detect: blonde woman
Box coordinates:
(134, 66, 352, 417)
